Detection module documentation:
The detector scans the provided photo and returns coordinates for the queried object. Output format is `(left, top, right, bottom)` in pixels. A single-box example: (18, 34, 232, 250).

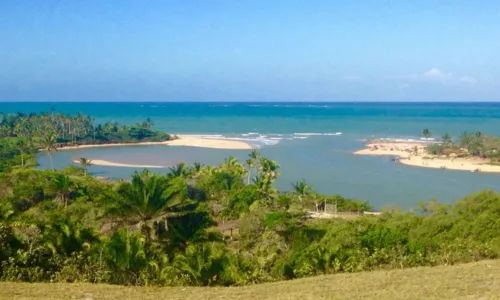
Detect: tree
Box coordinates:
(78, 157, 93, 176)
(292, 179, 312, 209)
(441, 133, 452, 146)
(15, 139, 27, 167)
(168, 162, 190, 179)
(245, 158, 254, 185)
(254, 158, 280, 202)
(422, 128, 432, 139)
(221, 156, 245, 176)
(106, 170, 188, 240)
(47, 174, 76, 208)
(412, 146, 419, 156)
(42, 133, 58, 170)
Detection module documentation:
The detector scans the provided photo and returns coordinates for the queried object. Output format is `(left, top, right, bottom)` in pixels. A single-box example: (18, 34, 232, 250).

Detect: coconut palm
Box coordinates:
(254, 157, 280, 201)
(106, 170, 187, 239)
(142, 117, 153, 129)
(15, 139, 27, 167)
(442, 133, 452, 146)
(221, 156, 245, 176)
(292, 179, 312, 208)
(47, 174, 76, 208)
(190, 162, 203, 178)
(459, 132, 474, 151)
(168, 162, 190, 179)
(78, 157, 93, 176)
(42, 133, 58, 170)
(249, 150, 261, 167)
(245, 158, 254, 185)
(422, 128, 432, 139)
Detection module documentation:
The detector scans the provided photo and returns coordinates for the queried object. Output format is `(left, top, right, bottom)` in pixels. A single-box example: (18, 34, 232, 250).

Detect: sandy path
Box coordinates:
(56, 136, 253, 151)
(355, 142, 500, 173)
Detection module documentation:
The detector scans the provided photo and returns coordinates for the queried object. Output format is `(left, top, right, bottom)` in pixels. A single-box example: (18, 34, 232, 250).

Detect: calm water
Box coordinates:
(2, 102, 500, 209)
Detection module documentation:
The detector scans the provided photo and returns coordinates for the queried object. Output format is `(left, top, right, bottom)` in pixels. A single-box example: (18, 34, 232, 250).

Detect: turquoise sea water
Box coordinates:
(2, 102, 500, 209)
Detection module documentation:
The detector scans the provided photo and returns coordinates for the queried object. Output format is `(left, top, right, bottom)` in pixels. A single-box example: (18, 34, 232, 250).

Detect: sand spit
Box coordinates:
(73, 159, 165, 169)
(355, 141, 500, 173)
(56, 135, 253, 151)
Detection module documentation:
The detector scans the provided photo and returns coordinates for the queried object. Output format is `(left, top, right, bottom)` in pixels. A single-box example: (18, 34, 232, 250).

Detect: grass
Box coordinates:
(1, 260, 500, 300)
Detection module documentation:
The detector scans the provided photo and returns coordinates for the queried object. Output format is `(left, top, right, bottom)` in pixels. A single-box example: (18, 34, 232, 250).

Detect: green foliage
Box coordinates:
(2, 125, 500, 288)
(426, 143, 445, 155)
(422, 128, 432, 139)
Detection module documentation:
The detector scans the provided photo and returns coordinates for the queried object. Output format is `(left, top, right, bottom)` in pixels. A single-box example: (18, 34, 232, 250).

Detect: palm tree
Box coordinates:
(42, 133, 58, 170)
(221, 156, 245, 176)
(249, 150, 261, 168)
(143, 118, 153, 129)
(459, 132, 474, 151)
(245, 158, 254, 185)
(106, 170, 187, 239)
(442, 133, 452, 146)
(292, 179, 311, 209)
(15, 139, 27, 167)
(190, 162, 203, 178)
(412, 146, 419, 156)
(168, 162, 190, 179)
(48, 174, 76, 208)
(422, 128, 432, 139)
(78, 157, 93, 176)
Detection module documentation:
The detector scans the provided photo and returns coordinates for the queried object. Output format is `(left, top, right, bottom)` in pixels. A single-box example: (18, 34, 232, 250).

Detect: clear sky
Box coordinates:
(1, 0, 499, 102)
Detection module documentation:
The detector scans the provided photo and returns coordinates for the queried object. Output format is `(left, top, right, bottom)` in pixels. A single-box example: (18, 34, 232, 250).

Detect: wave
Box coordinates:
(177, 131, 342, 148)
(241, 132, 259, 136)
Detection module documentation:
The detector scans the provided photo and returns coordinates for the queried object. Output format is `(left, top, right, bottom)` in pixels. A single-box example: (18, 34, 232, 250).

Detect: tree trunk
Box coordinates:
(48, 152, 54, 170)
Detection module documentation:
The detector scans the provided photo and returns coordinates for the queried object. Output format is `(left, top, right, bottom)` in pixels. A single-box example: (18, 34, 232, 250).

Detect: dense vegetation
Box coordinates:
(424, 129, 500, 162)
(0, 112, 171, 171)
(0, 117, 499, 287)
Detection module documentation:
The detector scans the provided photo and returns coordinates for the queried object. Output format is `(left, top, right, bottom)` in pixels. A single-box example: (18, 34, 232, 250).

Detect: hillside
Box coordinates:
(1, 260, 499, 300)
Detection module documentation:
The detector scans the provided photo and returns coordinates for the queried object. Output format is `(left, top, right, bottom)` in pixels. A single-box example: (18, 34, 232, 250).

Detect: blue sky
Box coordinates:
(1, 0, 499, 102)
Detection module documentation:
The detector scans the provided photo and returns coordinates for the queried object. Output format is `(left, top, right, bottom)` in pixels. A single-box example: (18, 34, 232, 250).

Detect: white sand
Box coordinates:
(57, 135, 253, 151)
(355, 142, 500, 173)
(73, 159, 165, 168)
(167, 135, 252, 149)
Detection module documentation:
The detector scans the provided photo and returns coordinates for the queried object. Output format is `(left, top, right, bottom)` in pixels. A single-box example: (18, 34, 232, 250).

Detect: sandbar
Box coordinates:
(56, 135, 253, 151)
(354, 141, 500, 173)
(73, 159, 165, 168)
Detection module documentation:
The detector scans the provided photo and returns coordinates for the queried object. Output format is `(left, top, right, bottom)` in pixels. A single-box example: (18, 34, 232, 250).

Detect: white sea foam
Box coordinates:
(178, 131, 340, 148)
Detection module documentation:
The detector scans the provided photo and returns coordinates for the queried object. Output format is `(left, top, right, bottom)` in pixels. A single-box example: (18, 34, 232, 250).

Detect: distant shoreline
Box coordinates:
(52, 135, 253, 151)
(354, 140, 500, 173)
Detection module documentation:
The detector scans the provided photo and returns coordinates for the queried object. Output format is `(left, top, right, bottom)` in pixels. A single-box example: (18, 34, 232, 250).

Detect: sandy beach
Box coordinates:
(355, 141, 500, 173)
(73, 159, 165, 168)
(56, 135, 253, 151)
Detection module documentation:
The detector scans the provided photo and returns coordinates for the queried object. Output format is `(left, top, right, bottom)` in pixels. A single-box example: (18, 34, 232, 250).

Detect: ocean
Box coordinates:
(2, 102, 500, 209)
